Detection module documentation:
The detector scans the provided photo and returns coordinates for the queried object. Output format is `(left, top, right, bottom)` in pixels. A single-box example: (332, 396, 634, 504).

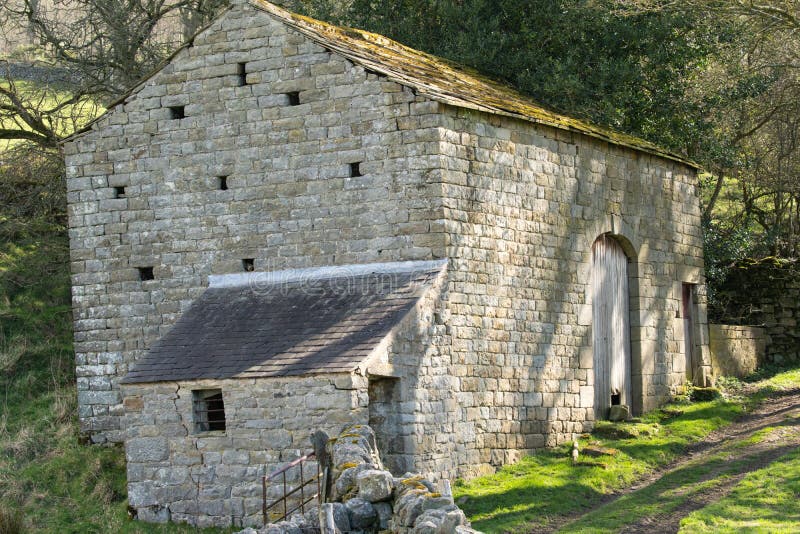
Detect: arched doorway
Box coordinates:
(592, 234, 632, 419)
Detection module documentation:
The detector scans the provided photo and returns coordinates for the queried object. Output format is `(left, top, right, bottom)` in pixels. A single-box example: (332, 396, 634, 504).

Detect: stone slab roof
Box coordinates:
(250, 0, 696, 168)
(121, 260, 445, 384)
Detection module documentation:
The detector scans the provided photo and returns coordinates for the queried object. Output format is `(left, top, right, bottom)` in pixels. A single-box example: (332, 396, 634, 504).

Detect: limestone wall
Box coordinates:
(64, 2, 444, 443)
(396, 106, 710, 480)
(708, 324, 766, 378)
(65, 0, 710, 488)
(121, 374, 368, 527)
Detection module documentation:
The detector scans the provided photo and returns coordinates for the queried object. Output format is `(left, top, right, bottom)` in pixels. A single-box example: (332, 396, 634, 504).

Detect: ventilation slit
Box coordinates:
(285, 92, 300, 106)
(237, 62, 247, 86)
(138, 267, 154, 281)
(169, 106, 185, 119)
(350, 162, 363, 177)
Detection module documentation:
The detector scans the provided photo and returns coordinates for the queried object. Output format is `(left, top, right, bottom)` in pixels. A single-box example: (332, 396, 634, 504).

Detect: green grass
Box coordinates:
(559, 428, 797, 533)
(678, 447, 800, 533)
(454, 400, 744, 533)
(0, 220, 223, 533)
(455, 367, 800, 534)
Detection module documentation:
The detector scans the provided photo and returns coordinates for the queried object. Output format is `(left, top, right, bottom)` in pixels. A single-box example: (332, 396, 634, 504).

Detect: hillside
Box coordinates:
(0, 220, 224, 533)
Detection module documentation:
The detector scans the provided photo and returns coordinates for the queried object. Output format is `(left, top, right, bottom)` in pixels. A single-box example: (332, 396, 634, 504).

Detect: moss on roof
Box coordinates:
(67, 0, 698, 168)
(251, 0, 698, 168)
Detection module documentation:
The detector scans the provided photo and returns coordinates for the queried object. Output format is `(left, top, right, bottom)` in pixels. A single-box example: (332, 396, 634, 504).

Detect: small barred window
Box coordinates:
(192, 389, 226, 433)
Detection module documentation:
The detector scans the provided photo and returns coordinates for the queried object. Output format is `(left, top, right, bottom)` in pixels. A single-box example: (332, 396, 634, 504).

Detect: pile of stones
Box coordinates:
(245, 425, 480, 534)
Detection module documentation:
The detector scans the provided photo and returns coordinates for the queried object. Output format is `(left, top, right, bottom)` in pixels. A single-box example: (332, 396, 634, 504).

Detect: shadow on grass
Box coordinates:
(559, 420, 800, 533)
(457, 399, 752, 533)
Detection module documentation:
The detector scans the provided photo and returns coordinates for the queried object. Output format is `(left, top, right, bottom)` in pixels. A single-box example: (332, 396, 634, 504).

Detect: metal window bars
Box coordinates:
(262, 451, 322, 526)
(192, 391, 226, 432)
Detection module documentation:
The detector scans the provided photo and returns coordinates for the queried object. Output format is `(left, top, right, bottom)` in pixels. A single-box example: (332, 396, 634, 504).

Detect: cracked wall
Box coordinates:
(121, 375, 368, 527)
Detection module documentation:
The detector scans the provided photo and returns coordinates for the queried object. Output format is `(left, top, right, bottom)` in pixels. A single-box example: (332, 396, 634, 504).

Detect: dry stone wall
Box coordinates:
(250, 424, 478, 534)
(714, 258, 800, 364)
(708, 324, 766, 377)
(64, 1, 444, 443)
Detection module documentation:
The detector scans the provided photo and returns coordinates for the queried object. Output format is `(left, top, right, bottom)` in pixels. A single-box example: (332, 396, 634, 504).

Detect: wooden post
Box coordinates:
(311, 430, 332, 501)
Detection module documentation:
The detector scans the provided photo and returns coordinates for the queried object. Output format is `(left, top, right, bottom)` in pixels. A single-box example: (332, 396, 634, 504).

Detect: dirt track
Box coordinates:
(538, 388, 800, 534)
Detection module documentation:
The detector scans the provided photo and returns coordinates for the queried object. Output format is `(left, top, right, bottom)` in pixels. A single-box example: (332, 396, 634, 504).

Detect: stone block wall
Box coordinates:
(65, 0, 711, 491)
(396, 106, 711, 479)
(64, 2, 444, 443)
(715, 258, 800, 364)
(121, 374, 368, 527)
(708, 324, 766, 378)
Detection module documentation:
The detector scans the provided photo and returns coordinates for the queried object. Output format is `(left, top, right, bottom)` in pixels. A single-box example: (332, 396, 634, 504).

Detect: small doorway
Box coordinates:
(682, 283, 699, 382)
(592, 235, 632, 419)
(368, 377, 403, 473)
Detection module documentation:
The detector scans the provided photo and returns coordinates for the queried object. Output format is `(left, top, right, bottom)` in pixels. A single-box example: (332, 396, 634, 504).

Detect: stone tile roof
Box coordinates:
(121, 260, 445, 383)
(250, 0, 698, 168)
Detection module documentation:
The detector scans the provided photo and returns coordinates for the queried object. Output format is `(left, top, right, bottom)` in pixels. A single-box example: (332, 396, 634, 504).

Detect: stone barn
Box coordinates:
(63, 0, 712, 526)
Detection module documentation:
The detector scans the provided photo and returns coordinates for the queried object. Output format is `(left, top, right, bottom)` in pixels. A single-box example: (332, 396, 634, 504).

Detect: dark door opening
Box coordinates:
(368, 377, 404, 474)
(682, 283, 699, 383)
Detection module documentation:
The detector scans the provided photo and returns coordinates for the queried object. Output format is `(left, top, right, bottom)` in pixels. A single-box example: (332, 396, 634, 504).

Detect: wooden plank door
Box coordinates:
(592, 235, 632, 419)
(682, 283, 698, 382)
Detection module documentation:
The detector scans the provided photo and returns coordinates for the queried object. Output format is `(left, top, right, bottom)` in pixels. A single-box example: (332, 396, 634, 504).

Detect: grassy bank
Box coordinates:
(0, 221, 220, 533)
(455, 369, 800, 533)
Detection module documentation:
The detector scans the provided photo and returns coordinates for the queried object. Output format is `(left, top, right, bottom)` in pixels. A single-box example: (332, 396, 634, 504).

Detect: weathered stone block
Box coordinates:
(127, 437, 169, 462)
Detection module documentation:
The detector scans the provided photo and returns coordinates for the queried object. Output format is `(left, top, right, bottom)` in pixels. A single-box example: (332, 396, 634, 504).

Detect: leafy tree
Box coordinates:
(0, 0, 229, 150)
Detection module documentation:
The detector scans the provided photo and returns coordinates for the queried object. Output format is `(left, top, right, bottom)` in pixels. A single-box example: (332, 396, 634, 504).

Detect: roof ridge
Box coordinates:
(208, 259, 448, 288)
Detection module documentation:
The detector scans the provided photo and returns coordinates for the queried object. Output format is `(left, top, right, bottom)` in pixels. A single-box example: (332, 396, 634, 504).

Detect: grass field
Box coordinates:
(0, 221, 224, 533)
(678, 446, 800, 533)
(454, 398, 744, 532)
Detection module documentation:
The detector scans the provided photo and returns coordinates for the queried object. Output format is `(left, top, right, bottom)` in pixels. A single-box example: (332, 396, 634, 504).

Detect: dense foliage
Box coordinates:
(3, 1, 798, 266)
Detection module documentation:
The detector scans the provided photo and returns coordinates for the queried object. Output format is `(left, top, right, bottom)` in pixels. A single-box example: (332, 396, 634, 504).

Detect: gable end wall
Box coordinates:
(64, 2, 446, 443)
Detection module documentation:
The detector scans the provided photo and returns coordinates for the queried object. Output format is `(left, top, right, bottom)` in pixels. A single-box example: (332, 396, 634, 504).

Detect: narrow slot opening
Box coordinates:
(169, 106, 185, 120)
(237, 62, 247, 86)
(218, 176, 229, 190)
(242, 258, 254, 272)
(611, 393, 621, 406)
(138, 267, 154, 281)
(114, 186, 126, 199)
(349, 162, 363, 177)
(285, 91, 300, 106)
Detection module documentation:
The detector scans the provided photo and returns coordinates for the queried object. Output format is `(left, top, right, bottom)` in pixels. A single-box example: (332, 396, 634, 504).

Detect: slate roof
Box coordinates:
(121, 261, 445, 384)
